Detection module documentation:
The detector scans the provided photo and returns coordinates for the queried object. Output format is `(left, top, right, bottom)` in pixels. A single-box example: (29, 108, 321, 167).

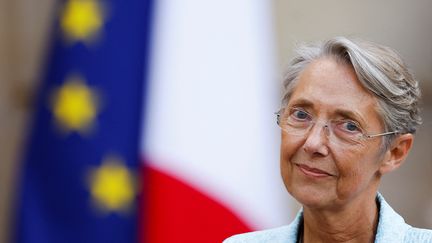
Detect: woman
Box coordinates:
(224, 37, 432, 242)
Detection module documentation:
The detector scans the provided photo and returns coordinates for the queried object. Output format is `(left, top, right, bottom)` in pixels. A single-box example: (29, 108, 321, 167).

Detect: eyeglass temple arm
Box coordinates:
(365, 131, 399, 138)
(275, 111, 281, 125)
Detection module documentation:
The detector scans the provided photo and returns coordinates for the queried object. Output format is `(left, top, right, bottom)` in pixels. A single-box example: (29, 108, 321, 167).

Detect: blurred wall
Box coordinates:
(0, 0, 56, 242)
(0, 1, 20, 242)
(0, 1, 431, 242)
(274, 0, 432, 93)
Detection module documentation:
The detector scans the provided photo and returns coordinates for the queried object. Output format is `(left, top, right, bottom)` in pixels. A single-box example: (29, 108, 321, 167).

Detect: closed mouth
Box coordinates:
(296, 163, 334, 177)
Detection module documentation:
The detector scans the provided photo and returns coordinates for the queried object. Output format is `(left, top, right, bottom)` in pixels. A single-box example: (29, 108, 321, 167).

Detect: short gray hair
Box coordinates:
(282, 37, 422, 147)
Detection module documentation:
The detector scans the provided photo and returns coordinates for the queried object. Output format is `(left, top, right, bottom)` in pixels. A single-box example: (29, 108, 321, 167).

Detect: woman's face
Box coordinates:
(280, 57, 387, 210)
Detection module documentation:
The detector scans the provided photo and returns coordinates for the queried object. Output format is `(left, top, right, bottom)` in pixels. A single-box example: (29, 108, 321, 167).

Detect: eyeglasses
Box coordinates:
(276, 107, 398, 146)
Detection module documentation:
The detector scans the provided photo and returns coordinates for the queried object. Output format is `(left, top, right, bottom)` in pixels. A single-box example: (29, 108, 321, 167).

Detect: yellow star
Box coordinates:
(60, 0, 104, 43)
(51, 76, 98, 134)
(89, 156, 136, 213)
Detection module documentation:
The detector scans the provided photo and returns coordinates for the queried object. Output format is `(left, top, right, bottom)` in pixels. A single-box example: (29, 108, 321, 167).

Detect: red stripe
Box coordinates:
(139, 162, 253, 243)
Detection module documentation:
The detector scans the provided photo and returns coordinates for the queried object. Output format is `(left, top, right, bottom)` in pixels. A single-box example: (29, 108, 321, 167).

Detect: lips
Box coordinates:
(297, 164, 334, 178)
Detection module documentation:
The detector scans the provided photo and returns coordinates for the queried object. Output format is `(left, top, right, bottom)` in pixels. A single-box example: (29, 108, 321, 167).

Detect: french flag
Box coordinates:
(142, 0, 291, 242)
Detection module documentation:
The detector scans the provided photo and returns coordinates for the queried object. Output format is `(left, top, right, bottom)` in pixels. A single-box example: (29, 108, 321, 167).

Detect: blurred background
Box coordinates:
(1, 0, 431, 242)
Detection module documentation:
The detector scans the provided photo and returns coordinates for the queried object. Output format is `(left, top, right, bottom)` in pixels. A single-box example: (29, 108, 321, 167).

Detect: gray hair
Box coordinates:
(282, 37, 422, 147)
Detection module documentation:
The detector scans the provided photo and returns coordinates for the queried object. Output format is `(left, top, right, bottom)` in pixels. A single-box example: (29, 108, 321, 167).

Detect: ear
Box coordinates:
(379, 134, 414, 175)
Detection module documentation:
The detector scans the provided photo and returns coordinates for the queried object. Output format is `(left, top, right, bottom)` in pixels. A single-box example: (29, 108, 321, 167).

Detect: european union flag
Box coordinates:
(14, 0, 153, 242)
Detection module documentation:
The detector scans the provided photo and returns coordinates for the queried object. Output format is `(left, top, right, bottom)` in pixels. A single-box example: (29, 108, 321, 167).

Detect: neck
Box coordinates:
(302, 193, 379, 243)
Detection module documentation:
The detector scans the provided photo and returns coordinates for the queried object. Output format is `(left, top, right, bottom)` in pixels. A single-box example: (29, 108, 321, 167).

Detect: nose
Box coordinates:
(303, 122, 329, 156)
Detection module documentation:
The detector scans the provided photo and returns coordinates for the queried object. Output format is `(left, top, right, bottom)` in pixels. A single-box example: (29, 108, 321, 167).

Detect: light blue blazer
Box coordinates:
(224, 193, 432, 243)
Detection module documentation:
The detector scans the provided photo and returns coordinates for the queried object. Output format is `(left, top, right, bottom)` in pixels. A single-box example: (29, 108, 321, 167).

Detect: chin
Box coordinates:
(287, 183, 335, 209)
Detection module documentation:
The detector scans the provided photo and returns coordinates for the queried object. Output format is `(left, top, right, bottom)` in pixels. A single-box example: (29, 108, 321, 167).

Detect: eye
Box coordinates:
(290, 108, 311, 121)
(339, 120, 362, 133)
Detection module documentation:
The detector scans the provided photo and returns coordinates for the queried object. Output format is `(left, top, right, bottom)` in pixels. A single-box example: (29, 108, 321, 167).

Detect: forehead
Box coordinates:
(288, 58, 381, 121)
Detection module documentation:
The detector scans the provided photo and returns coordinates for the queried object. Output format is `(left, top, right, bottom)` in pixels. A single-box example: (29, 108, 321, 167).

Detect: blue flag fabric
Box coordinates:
(14, 0, 153, 242)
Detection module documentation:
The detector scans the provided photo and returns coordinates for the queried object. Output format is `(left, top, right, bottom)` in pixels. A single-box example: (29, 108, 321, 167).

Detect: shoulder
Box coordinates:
(222, 225, 293, 243)
(404, 227, 432, 242)
(376, 193, 432, 243)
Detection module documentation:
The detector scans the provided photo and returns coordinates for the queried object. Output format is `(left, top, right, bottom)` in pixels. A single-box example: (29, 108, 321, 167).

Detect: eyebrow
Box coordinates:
(288, 98, 314, 109)
(288, 98, 367, 124)
(333, 108, 367, 125)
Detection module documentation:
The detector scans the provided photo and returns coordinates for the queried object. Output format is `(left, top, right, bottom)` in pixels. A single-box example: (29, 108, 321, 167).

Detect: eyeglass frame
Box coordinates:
(275, 107, 399, 142)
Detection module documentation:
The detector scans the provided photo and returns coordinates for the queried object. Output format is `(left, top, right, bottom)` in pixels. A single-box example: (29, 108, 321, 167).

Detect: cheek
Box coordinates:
(280, 133, 304, 168)
(280, 133, 307, 191)
(335, 167, 364, 200)
(280, 132, 304, 156)
(280, 135, 291, 176)
(333, 147, 381, 200)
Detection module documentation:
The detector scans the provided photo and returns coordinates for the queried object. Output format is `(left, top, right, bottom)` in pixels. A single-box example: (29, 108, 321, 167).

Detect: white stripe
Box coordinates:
(142, 0, 294, 229)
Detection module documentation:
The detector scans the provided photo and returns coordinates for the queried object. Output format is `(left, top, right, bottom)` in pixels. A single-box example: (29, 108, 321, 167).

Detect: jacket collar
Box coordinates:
(374, 192, 410, 242)
(286, 193, 410, 243)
